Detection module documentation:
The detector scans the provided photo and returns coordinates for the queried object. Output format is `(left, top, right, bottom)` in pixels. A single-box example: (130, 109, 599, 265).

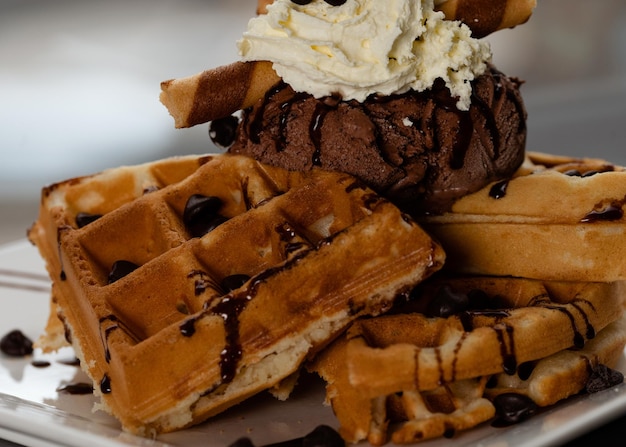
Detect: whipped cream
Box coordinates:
(237, 0, 492, 110)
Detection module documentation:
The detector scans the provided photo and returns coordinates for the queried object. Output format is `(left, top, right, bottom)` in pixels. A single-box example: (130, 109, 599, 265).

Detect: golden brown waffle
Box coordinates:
(28, 153, 445, 436)
(32, 155, 209, 352)
(419, 151, 626, 281)
(485, 316, 626, 407)
(310, 276, 625, 444)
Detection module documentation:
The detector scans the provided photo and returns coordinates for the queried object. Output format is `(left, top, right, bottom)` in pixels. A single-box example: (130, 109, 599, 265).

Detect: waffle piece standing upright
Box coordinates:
(28, 154, 445, 436)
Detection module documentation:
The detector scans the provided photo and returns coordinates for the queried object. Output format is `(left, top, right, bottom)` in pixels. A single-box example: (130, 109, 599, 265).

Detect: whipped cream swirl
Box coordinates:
(238, 0, 492, 110)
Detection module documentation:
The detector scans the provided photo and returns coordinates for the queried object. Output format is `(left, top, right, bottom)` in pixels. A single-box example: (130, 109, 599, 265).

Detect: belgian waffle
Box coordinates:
(310, 275, 626, 444)
(27, 153, 445, 436)
(419, 152, 626, 281)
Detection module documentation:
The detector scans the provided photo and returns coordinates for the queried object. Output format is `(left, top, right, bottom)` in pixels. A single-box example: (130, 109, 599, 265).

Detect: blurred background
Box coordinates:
(1, 0, 625, 244)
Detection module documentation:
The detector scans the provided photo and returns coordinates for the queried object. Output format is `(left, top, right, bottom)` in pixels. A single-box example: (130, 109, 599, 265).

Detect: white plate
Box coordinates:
(1, 239, 626, 447)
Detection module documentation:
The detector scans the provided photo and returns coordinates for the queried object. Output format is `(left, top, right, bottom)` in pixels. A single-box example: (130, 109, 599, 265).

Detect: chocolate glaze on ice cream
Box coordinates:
(161, 0, 531, 216)
(227, 65, 527, 215)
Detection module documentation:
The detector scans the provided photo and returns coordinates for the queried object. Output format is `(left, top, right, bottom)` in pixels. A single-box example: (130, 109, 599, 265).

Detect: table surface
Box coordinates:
(1, 0, 626, 445)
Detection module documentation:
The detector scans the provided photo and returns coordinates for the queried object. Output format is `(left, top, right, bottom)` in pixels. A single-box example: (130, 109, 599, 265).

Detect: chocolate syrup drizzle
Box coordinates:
(179, 252, 311, 383)
(581, 201, 625, 223)
(235, 67, 525, 181)
(488, 167, 625, 225)
(410, 292, 600, 388)
(176, 190, 381, 386)
(276, 222, 309, 255)
(188, 269, 221, 296)
(99, 315, 120, 362)
(95, 314, 143, 393)
(56, 225, 72, 281)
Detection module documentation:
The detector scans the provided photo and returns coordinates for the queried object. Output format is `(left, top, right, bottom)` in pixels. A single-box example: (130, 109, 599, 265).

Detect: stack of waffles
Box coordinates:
(28, 153, 445, 436)
(28, 152, 626, 443)
(309, 152, 626, 443)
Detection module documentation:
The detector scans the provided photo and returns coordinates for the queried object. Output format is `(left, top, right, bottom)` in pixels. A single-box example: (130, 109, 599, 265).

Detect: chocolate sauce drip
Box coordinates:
(57, 382, 93, 395)
(63, 321, 72, 345)
(107, 260, 139, 284)
(582, 170, 600, 177)
(221, 274, 251, 293)
(100, 374, 112, 394)
(310, 95, 341, 166)
(412, 347, 421, 390)
(362, 193, 382, 211)
(458, 309, 510, 333)
(448, 98, 476, 170)
(97, 314, 140, 364)
(99, 315, 120, 362)
(212, 295, 249, 382)
(310, 104, 327, 166)
(581, 202, 624, 223)
(345, 179, 367, 194)
(56, 226, 70, 281)
(570, 300, 596, 340)
(274, 90, 311, 151)
(189, 270, 220, 296)
(249, 82, 289, 145)
(517, 361, 536, 381)
(489, 180, 509, 199)
(564, 169, 582, 177)
(75, 212, 102, 228)
(178, 248, 313, 385)
(450, 332, 468, 382)
(565, 166, 614, 177)
(494, 323, 517, 375)
(180, 317, 198, 337)
(212, 257, 309, 382)
(435, 347, 444, 385)
(276, 222, 308, 256)
(539, 299, 593, 349)
(456, 306, 517, 377)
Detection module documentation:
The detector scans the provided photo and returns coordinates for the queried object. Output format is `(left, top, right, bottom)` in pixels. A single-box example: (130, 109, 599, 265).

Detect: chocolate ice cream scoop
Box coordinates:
(225, 66, 527, 216)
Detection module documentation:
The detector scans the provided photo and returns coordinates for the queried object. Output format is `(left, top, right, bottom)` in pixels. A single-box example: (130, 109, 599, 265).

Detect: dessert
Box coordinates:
(28, 153, 445, 435)
(27, 0, 626, 445)
(161, 0, 534, 216)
